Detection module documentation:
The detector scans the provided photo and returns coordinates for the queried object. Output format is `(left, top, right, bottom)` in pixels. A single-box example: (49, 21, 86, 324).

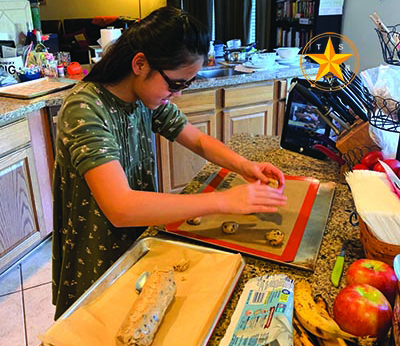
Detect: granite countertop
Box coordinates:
(0, 63, 318, 127)
(142, 133, 365, 345)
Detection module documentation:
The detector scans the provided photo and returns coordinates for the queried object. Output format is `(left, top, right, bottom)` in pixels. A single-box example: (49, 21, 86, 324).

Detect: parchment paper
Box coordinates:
(40, 242, 243, 346)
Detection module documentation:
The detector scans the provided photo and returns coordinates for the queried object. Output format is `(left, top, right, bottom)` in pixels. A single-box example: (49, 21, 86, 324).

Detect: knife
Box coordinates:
(319, 95, 351, 130)
(323, 93, 355, 125)
(331, 243, 346, 287)
(333, 86, 369, 122)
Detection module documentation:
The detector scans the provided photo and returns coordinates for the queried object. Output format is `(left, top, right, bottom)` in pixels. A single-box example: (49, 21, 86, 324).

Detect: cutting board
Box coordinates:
(164, 169, 336, 270)
(0, 77, 76, 99)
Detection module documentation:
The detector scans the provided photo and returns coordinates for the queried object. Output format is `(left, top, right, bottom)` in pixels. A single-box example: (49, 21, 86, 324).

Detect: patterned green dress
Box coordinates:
(52, 82, 187, 319)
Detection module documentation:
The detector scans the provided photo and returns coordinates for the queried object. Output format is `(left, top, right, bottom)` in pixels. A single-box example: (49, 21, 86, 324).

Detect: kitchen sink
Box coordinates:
(196, 67, 248, 79)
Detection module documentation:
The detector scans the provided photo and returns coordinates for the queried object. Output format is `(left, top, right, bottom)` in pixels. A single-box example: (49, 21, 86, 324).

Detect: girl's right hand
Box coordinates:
(217, 180, 287, 215)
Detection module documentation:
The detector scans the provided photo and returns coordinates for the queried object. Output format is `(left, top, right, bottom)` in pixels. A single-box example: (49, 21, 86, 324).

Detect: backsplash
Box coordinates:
(0, 0, 33, 46)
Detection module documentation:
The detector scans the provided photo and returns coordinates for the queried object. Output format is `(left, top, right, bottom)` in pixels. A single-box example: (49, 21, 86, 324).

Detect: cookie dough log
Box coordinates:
(116, 267, 177, 346)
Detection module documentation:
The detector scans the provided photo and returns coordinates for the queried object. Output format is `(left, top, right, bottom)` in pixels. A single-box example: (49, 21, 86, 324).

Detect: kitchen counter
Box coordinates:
(142, 133, 366, 345)
(0, 63, 318, 127)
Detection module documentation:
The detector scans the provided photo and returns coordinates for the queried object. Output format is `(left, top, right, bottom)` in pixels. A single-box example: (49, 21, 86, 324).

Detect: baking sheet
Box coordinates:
(0, 77, 76, 99)
(164, 169, 336, 271)
(40, 236, 245, 346)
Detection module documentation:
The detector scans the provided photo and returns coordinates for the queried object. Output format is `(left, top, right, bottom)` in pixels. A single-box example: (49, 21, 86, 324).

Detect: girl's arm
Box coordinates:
(84, 160, 286, 227)
(175, 123, 285, 189)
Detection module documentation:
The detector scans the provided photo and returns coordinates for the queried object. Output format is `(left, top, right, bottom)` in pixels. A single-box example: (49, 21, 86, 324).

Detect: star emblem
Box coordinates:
(307, 37, 352, 82)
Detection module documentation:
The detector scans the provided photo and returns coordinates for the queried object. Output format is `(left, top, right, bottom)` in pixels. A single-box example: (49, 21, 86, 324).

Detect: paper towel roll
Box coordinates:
(100, 27, 122, 52)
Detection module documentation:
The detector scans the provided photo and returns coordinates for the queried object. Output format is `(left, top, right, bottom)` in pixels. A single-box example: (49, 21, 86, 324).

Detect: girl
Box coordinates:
(52, 6, 286, 319)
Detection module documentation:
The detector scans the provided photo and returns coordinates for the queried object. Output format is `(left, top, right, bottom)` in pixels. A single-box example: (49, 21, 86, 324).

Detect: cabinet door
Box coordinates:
(158, 111, 216, 193)
(223, 103, 274, 143)
(224, 83, 274, 109)
(0, 145, 43, 272)
(275, 79, 288, 136)
(0, 115, 53, 273)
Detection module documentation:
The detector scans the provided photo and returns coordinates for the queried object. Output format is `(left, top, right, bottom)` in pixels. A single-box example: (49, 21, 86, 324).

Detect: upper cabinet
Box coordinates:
(270, 0, 343, 51)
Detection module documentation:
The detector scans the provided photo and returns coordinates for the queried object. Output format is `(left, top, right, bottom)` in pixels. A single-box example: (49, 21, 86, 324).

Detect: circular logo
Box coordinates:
(300, 32, 360, 92)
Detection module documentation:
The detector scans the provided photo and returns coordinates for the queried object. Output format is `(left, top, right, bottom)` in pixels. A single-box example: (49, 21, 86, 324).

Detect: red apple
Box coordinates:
(361, 150, 384, 169)
(333, 283, 393, 339)
(374, 159, 400, 174)
(352, 163, 369, 170)
(346, 259, 397, 306)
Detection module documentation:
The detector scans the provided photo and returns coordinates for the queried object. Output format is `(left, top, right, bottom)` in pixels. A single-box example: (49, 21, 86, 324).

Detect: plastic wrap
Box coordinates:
(220, 274, 294, 346)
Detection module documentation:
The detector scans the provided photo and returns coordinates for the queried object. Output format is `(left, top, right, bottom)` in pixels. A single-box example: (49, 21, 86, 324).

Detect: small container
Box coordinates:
(57, 65, 65, 77)
(359, 217, 400, 266)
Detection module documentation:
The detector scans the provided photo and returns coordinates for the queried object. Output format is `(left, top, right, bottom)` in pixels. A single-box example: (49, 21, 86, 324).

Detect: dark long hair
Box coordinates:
(83, 6, 210, 84)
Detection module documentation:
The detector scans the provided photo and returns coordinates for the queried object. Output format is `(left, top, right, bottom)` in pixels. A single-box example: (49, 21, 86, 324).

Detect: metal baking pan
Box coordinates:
(53, 235, 245, 345)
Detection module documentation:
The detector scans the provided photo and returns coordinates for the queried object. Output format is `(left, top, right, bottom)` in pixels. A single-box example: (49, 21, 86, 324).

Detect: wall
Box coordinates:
(39, 0, 166, 20)
(0, 0, 32, 46)
(342, 0, 399, 71)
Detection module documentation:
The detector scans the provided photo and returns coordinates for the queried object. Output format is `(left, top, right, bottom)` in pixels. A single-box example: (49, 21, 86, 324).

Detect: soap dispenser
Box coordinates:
(208, 41, 215, 66)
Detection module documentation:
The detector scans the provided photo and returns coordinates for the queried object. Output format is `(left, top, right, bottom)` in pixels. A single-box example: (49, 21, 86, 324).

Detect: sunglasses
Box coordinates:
(157, 69, 196, 92)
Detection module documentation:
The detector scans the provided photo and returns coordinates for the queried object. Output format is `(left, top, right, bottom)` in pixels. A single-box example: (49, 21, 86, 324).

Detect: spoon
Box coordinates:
(394, 254, 400, 280)
(135, 271, 150, 294)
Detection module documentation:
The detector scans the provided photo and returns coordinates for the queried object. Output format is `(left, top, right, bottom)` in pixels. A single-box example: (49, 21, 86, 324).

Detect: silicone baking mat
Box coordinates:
(165, 169, 320, 262)
(0, 77, 76, 99)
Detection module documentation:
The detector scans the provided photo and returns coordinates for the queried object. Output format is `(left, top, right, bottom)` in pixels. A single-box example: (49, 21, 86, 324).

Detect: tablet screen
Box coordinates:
(280, 79, 337, 160)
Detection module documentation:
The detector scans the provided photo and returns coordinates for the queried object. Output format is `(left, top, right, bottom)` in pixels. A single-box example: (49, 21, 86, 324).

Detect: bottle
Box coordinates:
(29, 0, 41, 31)
(208, 41, 215, 66)
(57, 64, 65, 77)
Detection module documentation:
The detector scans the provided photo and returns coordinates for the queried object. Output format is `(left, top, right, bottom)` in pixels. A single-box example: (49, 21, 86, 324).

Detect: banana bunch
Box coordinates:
(294, 280, 358, 343)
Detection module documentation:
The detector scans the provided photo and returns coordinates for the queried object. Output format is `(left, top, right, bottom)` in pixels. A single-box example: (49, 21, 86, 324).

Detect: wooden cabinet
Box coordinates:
(157, 89, 217, 194)
(0, 110, 53, 273)
(222, 82, 275, 142)
(158, 80, 287, 193)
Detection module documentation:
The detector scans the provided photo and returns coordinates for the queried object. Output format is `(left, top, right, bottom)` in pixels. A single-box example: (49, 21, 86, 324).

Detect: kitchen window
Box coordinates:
(168, 0, 264, 48)
(210, 0, 256, 44)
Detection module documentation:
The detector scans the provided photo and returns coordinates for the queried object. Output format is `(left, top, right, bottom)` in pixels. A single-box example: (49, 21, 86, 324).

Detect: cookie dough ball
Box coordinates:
(173, 258, 190, 272)
(221, 221, 239, 234)
(187, 217, 202, 225)
(267, 178, 279, 189)
(265, 229, 285, 246)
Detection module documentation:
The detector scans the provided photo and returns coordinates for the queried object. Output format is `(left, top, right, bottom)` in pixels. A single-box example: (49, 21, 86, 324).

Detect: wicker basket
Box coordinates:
(359, 217, 400, 266)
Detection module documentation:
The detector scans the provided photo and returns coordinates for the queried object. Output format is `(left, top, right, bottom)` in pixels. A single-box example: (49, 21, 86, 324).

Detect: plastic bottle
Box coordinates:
(29, 0, 41, 31)
(208, 41, 215, 66)
(57, 64, 65, 77)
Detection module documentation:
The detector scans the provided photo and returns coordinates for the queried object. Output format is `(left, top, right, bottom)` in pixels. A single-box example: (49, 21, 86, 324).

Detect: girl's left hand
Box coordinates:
(239, 161, 286, 193)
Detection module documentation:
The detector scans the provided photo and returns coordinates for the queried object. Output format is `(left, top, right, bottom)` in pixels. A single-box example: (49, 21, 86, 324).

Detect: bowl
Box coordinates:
(248, 52, 276, 68)
(275, 47, 301, 60)
(17, 70, 41, 82)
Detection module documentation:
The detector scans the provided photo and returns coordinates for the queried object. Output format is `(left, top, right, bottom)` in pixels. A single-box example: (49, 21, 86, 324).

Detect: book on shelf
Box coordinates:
(275, 27, 312, 48)
(276, 0, 315, 22)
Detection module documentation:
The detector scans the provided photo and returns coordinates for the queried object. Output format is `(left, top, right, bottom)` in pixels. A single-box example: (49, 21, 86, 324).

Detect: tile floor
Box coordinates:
(0, 236, 54, 346)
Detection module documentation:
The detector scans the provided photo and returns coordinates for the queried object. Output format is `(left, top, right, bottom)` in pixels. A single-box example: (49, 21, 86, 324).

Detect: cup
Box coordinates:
(226, 39, 241, 49)
(275, 47, 301, 60)
(249, 52, 276, 68)
(214, 44, 225, 57)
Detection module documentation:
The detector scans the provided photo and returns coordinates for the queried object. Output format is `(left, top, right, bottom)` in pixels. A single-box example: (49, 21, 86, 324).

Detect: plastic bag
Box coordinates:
(361, 65, 400, 158)
(0, 67, 18, 87)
